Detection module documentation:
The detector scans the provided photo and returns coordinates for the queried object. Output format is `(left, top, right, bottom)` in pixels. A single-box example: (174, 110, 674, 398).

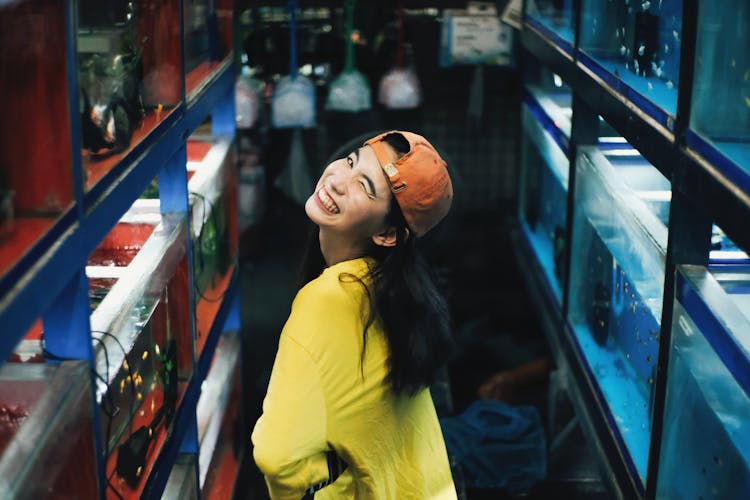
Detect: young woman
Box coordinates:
(252, 131, 457, 499)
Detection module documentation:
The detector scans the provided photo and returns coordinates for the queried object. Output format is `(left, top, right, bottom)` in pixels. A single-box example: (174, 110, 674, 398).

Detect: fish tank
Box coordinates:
(77, 0, 183, 191)
(567, 144, 672, 485)
(89, 211, 192, 497)
(579, 0, 683, 131)
(197, 330, 243, 495)
(519, 96, 570, 303)
(0, 0, 76, 285)
(709, 225, 749, 264)
(0, 361, 99, 498)
(524, 57, 573, 138)
(687, 1, 750, 191)
(187, 136, 238, 357)
(184, 0, 232, 99)
(524, 0, 575, 53)
(655, 265, 750, 498)
(163, 454, 199, 500)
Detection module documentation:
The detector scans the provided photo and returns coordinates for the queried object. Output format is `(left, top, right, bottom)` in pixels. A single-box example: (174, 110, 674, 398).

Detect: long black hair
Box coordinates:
(298, 133, 454, 395)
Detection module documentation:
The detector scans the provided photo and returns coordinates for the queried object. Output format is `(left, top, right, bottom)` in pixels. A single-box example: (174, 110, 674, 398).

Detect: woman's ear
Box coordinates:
(372, 226, 399, 247)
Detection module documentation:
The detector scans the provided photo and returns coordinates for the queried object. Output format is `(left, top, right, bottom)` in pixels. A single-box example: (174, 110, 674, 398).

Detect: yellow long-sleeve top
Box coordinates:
(252, 257, 456, 500)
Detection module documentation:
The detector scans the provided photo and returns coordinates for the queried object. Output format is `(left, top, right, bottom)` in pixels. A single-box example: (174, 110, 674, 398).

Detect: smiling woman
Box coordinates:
(252, 131, 458, 499)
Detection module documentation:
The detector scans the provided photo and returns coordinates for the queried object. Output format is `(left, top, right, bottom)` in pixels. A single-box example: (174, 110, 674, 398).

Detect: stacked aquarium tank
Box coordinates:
(187, 135, 239, 357)
(0, 361, 98, 498)
(688, 0, 750, 187)
(519, 63, 572, 302)
(656, 264, 750, 498)
(579, 0, 683, 130)
(567, 143, 671, 484)
(0, 0, 75, 285)
(197, 330, 243, 496)
(524, 0, 575, 52)
(77, 0, 183, 189)
(88, 208, 192, 496)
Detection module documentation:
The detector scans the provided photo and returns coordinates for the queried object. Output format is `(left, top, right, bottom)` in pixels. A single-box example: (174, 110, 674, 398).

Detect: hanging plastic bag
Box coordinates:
(378, 0, 422, 110)
(235, 68, 263, 129)
(326, 0, 371, 112)
(271, 0, 316, 128)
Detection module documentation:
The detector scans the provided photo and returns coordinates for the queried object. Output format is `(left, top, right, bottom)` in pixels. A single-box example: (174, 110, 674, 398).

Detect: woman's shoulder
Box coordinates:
(283, 259, 373, 351)
(296, 257, 373, 307)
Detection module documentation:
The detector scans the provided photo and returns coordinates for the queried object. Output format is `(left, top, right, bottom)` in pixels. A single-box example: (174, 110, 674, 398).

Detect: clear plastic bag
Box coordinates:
(326, 70, 371, 112)
(271, 75, 316, 128)
(378, 67, 422, 109)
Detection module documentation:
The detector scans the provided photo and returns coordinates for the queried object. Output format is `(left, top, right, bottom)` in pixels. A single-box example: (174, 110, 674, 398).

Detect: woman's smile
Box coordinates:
(315, 186, 340, 214)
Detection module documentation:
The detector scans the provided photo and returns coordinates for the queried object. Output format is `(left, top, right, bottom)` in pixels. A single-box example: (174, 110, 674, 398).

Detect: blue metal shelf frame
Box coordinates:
(0, 1, 240, 497)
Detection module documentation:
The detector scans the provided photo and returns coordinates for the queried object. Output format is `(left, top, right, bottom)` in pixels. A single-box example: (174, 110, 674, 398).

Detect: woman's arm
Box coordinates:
(252, 333, 329, 500)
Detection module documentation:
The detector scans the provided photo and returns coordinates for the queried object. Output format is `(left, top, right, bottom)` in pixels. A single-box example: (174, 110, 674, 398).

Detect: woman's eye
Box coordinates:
(346, 157, 354, 168)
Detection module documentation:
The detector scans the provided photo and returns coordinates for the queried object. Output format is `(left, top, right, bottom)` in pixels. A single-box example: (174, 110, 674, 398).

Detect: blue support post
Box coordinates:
(160, 145, 190, 215)
(211, 86, 236, 136)
(43, 269, 93, 360)
(43, 269, 107, 499)
(223, 282, 241, 332)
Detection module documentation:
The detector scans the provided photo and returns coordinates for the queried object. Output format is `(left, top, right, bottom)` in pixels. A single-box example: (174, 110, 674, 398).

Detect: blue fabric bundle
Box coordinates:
(440, 400, 547, 493)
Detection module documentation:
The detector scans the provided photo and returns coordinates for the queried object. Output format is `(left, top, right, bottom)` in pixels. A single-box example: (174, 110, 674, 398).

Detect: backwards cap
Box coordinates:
(364, 131, 453, 237)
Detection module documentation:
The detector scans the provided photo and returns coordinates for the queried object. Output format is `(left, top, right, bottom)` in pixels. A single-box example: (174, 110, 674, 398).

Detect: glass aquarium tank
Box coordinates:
(187, 136, 238, 357)
(519, 97, 570, 303)
(184, 0, 232, 99)
(89, 211, 192, 497)
(656, 265, 750, 498)
(0, 361, 98, 498)
(567, 144, 671, 484)
(0, 0, 76, 285)
(77, 0, 183, 191)
(163, 454, 199, 500)
(524, 57, 573, 138)
(709, 224, 749, 264)
(688, 0, 750, 186)
(524, 0, 575, 52)
(197, 330, 243, 496)
(579, 0, 683, 130)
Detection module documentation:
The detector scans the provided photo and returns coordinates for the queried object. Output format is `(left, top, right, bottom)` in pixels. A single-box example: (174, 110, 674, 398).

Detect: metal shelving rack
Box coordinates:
(0, 1, 242, 498)
(514, 1, 750, 499)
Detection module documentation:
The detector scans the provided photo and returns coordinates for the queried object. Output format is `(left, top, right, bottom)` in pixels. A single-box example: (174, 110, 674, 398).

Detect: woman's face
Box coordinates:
(305, 144, 395, 246)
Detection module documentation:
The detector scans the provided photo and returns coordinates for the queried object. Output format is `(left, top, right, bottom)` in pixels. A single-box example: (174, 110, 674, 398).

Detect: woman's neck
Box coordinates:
(319, 230, 365, 267)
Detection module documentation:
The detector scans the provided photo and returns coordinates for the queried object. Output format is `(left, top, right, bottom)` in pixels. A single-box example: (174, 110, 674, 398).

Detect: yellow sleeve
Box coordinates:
(251, 333, 329, 500)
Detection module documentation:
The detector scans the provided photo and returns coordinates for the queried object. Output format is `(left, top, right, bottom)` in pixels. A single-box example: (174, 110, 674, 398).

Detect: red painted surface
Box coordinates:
(0, 0, 74, 214)
(186, 59, 227, 98)
(187, 140, 213, 162)
(167, 258, 194, 379)
(135, 0, 183, 107)
(0, 217, 55, 278)
(216, 0, 234, 60)
(195, 265, 234, 357)
(88, 223, 156, 267)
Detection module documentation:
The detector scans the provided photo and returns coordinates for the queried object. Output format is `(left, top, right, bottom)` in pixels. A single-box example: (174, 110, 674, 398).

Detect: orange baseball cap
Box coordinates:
(364, 131, 453, 237)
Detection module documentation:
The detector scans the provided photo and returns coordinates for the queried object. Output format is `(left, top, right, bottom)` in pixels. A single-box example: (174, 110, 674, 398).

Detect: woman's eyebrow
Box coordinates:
(363, 174, 377, 196)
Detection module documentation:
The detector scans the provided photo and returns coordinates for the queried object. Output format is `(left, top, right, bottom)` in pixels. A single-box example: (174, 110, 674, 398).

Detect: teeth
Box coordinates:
(317, 188, 340, 214)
